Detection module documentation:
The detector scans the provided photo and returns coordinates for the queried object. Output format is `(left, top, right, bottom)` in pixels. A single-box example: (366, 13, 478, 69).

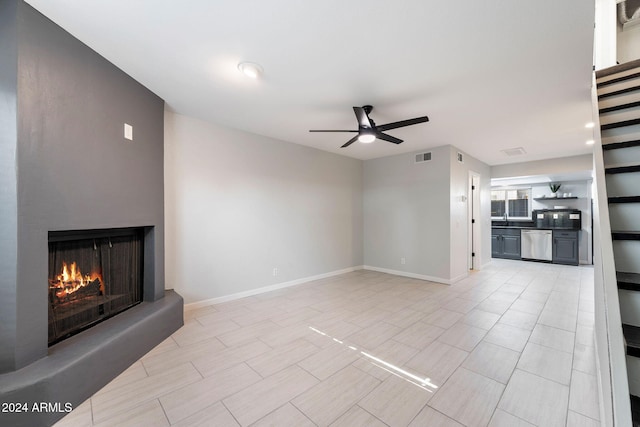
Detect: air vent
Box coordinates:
(619, 0, 640, 28)
(415, 152, 432, 163)
(501, 147, 527, 157)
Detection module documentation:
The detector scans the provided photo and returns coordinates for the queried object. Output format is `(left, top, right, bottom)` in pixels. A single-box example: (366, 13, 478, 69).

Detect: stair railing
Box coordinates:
(592, 72, 633, 427)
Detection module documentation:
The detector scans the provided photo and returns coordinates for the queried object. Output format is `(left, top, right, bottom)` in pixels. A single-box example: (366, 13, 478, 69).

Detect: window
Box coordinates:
(491, 188, 532, 219)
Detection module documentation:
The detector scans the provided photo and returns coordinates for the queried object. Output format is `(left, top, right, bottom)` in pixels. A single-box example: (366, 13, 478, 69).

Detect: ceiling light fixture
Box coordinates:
(586, 139, 595, 145)
(585, 122, 595, 129)
(358, 132, 376, 143)
(237, 62, 263, 79)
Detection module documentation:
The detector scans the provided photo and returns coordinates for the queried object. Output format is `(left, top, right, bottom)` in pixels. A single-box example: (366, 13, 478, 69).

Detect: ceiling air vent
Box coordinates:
(501, 147, 527, 157)
(619, 0, 640, 28)
(415, 152, 432, 163)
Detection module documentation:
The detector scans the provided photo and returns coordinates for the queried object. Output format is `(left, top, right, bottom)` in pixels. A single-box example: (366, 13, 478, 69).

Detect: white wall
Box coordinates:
(363, 145, 490, 283)
(164, 111, 363, 303)
(491, 154, 593, 179)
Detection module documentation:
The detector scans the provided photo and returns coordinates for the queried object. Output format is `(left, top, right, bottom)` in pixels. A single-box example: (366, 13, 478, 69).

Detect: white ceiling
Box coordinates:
(25, 0, 597, 165)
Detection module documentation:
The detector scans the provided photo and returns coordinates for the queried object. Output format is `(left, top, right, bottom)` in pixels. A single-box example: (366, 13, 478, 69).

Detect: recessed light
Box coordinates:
(237, 62, 263, 79)
(585, 122, 595, 129)
(586, 139, 595, 145)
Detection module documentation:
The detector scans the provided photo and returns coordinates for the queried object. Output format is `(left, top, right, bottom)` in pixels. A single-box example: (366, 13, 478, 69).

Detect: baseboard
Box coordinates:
(184, 266, 364, 311)
(362, 265, 456, 285)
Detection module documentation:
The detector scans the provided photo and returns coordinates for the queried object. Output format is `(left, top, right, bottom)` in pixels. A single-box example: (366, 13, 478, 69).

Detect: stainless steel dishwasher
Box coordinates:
(521, 229, 552, 261)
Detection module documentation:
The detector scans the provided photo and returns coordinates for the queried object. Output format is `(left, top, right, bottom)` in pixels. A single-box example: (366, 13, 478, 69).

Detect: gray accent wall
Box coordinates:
(0, 0, 19, 376)
(363, 145, 491, 282)
(363, 145, 452, 279)
(0, 0, 166, 373)
(164, 112, 364, 303)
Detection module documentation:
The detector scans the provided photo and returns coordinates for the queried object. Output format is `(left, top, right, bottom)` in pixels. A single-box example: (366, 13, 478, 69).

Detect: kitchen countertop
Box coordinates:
(492, 225, 580, 231)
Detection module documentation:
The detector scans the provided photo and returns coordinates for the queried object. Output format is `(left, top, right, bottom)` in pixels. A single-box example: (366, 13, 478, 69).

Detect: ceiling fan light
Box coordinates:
(358, 133, 376, 143)
(238, 62, 262, 79)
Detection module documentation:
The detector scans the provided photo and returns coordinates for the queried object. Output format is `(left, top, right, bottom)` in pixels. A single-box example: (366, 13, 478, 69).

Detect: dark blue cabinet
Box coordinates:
(492, 228, 521, 259)
(553, 230, 579, 265)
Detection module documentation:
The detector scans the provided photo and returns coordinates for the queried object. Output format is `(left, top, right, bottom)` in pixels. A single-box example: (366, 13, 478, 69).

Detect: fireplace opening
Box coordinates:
(48, 228, 144, 345)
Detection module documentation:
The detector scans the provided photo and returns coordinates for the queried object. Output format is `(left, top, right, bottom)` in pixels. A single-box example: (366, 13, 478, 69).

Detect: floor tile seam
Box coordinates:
(91, 392, 173, 426)
(351, 403, 392, 426)
(568, 409, 601, 424)
(288, 369, 368, 425)
(190, 353, 252, 380)
(153, 397, 174, 426)
(527, 337, 575, 355)
(223, 370, 319, 426)
(141, 336, 179, 358)
(97, 360, 200, 405)
(515, 356, 572, 387)
(566, 368, 600, 422)
(219, 399, 243, 427)
(513, 365, 574, 392)
(295, 360, 327, 382)
(434, 365, 506, 426)
(252, 401, 318, 427)
(253, 335, 284, 351)
(535, 319, 578, 334)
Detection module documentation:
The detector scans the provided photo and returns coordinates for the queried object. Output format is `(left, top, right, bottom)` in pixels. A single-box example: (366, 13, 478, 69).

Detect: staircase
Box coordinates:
(596, 59, 640, 424)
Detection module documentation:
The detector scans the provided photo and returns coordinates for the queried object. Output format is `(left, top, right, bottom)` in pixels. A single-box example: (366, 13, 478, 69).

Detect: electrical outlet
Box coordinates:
(401, 257, 406, 265)
(272, 267, 278, 277)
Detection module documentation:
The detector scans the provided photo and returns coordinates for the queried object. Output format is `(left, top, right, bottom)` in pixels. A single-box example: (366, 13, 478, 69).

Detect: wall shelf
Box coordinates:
(534, 197, 579, 200)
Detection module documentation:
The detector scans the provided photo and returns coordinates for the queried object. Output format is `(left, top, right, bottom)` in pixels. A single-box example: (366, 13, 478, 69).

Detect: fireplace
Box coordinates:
(48, 228, 144, 345)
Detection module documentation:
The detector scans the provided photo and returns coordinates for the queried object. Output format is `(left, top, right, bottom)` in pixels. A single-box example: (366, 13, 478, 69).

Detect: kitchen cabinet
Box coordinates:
(553, 230, 579, 265)
(492, 228, 521, 259)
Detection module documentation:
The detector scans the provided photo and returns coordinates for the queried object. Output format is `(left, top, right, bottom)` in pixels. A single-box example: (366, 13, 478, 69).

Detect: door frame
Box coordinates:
(468, 171, 482, 270)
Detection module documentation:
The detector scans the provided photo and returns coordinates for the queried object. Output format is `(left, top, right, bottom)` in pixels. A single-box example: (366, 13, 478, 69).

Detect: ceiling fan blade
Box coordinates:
(341, 135, 360, 148)
(309, 130, 358, 132)
(377, 116, 429, 132)
(353, 106, 372, 129)
(376, 132, 403, 144)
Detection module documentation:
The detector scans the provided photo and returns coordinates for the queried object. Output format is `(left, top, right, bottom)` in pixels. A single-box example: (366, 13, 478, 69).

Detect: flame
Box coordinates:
(49, 261, 103, 299)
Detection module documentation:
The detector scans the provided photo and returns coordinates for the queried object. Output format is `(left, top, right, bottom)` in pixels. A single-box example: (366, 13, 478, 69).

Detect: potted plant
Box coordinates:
(549, 183, 561, 197)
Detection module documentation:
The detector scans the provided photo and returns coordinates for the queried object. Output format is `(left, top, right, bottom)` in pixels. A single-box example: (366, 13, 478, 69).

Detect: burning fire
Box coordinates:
(49, 261, 104, 299)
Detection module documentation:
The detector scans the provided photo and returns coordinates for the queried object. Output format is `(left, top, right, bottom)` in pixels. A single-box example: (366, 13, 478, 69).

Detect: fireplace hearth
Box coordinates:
(48, 228, 144, 345)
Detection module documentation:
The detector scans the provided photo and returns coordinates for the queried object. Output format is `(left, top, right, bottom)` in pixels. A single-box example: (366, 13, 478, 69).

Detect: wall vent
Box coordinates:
(415, 152, 432, 163)
(619, 0, 640, 28)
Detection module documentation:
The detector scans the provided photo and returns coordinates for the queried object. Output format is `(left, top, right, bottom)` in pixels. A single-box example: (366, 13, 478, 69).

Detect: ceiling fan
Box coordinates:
(309, 105, 429, 148)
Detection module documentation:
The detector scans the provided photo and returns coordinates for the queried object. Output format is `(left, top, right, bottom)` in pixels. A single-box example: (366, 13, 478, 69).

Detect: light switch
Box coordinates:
(553, 213, 558, 219)
(124, 123, 133, 140)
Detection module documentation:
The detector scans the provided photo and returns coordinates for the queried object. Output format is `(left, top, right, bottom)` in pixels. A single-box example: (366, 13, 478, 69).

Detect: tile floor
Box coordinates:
(54, 259, 600, 427)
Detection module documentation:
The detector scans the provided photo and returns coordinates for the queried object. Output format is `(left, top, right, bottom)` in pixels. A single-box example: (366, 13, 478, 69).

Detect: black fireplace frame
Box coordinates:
(48, 227, 145, 345)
